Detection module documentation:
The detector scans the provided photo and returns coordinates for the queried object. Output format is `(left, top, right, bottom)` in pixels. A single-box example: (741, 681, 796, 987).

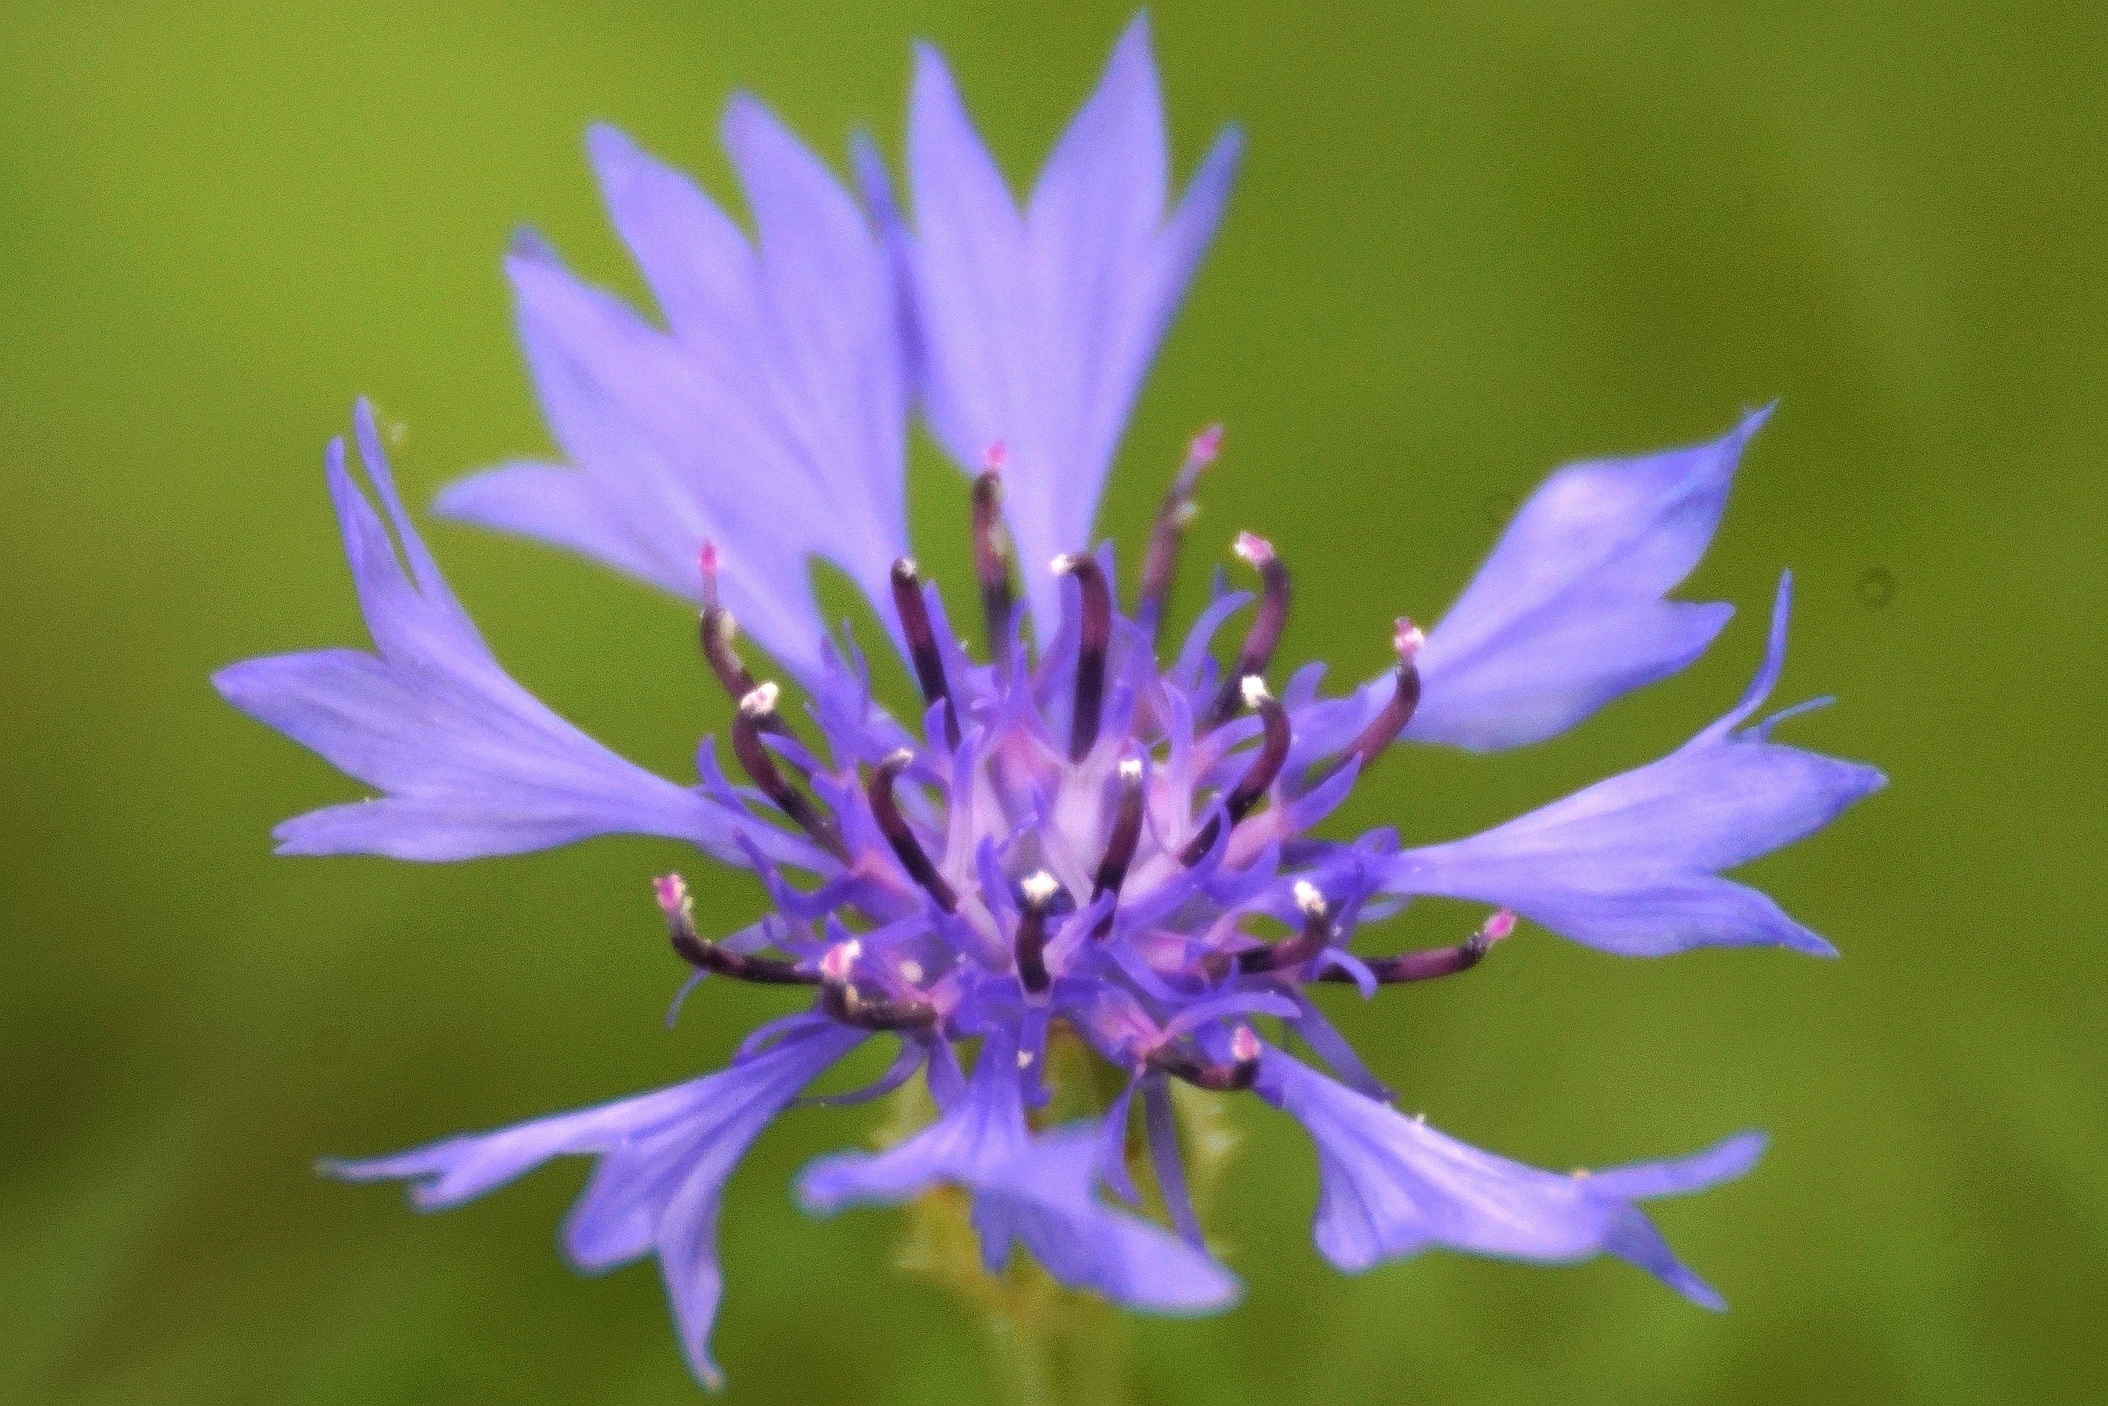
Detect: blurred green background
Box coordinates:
(3, 1, 2103, 1401)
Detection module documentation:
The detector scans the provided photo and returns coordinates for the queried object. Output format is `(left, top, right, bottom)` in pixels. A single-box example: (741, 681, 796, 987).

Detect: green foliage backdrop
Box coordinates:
(2, 2, 2102, 1401)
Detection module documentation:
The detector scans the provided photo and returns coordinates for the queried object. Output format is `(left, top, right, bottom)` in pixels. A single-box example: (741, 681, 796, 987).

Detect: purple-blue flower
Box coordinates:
(217, 15, 1883, 1391)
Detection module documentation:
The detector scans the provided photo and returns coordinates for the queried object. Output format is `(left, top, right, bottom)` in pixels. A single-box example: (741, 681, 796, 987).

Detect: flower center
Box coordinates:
(660, 432, 1495, 1102)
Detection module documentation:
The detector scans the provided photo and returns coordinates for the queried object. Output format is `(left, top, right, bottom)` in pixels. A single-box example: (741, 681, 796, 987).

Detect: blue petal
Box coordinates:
(582, 122, 756, 353)
(1404, 409, 1769, 751)
(1258, 1050, 1758, 1309)
(1387, 574, 1885, 955)
(213, 405, 811, 867)
(797, 1035, 1238, 1313)
(435, 107, 908, 685)
(796, 1032, 1029, 1212)
(1142, 1072, 1206, 1249)
(898, 17, 1241, 640)
(974, 1126, 1240, 1313)
(327, 1019, 863, 1392)
(323, 1079, 705, 1211)
(1583, 1130, 1769, 1200)
(1095, 1079, 1142, 1205)
(850, 129, 924, 402)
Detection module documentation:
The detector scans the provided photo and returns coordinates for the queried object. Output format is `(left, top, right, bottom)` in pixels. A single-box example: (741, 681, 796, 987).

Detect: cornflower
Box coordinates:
(216, 15, 1882, 1390)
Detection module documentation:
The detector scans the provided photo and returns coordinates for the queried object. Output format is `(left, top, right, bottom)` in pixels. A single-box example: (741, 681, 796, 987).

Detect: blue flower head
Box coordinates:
(216, 15, 1883, 1391)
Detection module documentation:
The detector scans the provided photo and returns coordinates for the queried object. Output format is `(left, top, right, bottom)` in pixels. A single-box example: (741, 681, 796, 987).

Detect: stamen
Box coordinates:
(1315, 617, 1425, 785)
(731, 682, 847, 861)
(971, 451, 1016, 669)
(1148, 1023, 1261, 1092)
(1089, 758, 1146, 935)
(1224, 677, 1293, 820)
(1136, 424, 1222, 633)
(866, 749, 960, 913)
(819, 938, 939, 1031)
(890, 558, 960, 749)
(1203, 532, 1291, 729)
(1318, 907, 1516, 985)
(1203, 880, 1331, 978)
(1180, 677, 1291, 864)
(697, 543, 767, 708)
(655, 874, 816, 985)
(1013, 869, 1060, 1000)
(1053, 553, 1113, 762)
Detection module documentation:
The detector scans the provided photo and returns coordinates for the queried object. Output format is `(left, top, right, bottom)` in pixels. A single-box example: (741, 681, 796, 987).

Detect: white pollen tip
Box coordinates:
(1117, 757, 1144, 783)
(897, 959, 924, 983)
(1232, 531, 1274, 566)
(1292, 879, 1327, 917)
(1239, 674, 1272, 709)
(819, 939, 861, 984)
(1229, 1026, 1261, 1062)
(1020, 871, 1061, 907)
(1050, 553, 1080, 576)
(1017, 1049, 1035, 1069)
(893, 556, 919, 579)
(738, 681, 779, 717)
(1172, 502, 1200, 527)
(1393, 617, 1426, 660)
(884, 747, 915, 770)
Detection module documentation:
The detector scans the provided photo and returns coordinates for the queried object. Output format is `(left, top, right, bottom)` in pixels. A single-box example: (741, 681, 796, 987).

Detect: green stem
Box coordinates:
(985, 1312, 1054, 1406)
(982, 1294, 1131, 1406)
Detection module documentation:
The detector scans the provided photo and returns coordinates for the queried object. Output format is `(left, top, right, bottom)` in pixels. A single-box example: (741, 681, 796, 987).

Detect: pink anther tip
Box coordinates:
(983, 441, 1007, 472)
(652, 873, 688, 914)
(1233, 531, 1274, 566)
(1230, 1026, 1261, 1062)
(1189, 423, 1224, 465)
(1483, 909, 1517, 942)
(698, 542, 722, 607)
(1393, 617, 1426, 659)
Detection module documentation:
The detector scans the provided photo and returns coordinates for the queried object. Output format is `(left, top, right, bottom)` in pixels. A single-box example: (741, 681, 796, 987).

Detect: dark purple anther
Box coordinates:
(1013, 870, 1060, 999)
(890, 558, 960, 748)
(1148, 1025, 1262, 1092)
(697, 542, 793, 743)
(1181, 676, 1291, 864)
(1208, 880, 1332, 977)
(1054, 553, 1113, 762)
(730, 682, 847, 861)
(1313, 618, 1426, 788)
(1089, 758, 1147, 936)
(818, 940, 940, 1031)
(1137, 423, 1221, 636)
(655, 874, 816, 985)
(1319, 908, 1516, 985)
(1203, 532, 1290, 729)
(867, 749, 960, 913)
(971, 450, 1016, 669)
